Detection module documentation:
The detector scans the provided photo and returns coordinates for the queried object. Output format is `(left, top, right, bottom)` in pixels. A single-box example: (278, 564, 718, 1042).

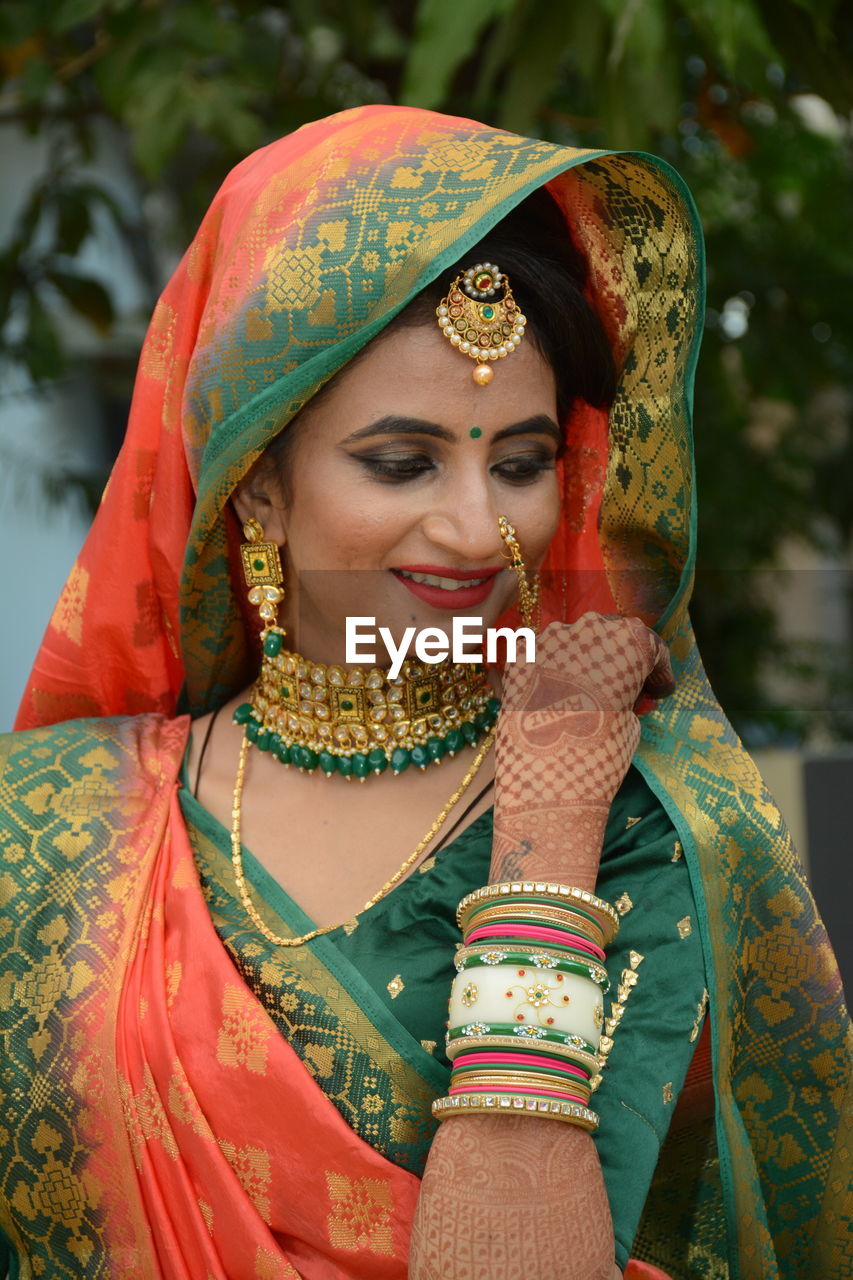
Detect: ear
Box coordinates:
(231, 463, 288, 546)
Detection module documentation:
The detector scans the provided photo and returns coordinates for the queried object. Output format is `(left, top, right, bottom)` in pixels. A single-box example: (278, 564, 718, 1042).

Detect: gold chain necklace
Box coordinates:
(230, 723, 496, 947)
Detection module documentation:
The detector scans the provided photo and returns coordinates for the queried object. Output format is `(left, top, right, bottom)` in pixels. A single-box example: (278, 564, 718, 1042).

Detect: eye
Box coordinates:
(492, 453, 556, 484)
(355, 453, 436, 482)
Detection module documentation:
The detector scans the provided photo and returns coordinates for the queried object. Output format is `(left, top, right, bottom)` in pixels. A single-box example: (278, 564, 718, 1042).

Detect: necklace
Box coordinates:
(231, 723, 496, 947)
(233, 638, 500, 780)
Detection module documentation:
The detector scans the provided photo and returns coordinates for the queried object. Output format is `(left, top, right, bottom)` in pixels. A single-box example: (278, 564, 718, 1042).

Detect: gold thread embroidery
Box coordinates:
(689, 988, 709, 1041)
(218, 1139, 272, 1223)
(671, 840, 683, 862)
(326, 1172, 394, 1255)
(614, 892, 633, 915)
(49, 564, 89, 645)
(592, 950, 643, 1090)
(386, 974, 405, 999)
(663, 1081, 673, 1103)
(625, 815, 642, 829)
(216, 983, 271, 1074)
(420, 1040, 437, 1055)
(676, 915, 693, 939)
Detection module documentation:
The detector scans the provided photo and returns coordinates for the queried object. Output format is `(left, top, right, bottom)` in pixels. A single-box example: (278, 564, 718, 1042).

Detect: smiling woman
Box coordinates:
(2, 106, 848, 1280)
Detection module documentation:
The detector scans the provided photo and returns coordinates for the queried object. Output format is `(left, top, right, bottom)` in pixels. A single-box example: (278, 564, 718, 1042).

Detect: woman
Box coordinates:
(1, 105, 848, 1279)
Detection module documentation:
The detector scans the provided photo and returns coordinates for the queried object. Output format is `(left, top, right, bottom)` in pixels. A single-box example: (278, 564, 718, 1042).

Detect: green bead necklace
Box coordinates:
(234, 628, 500, 780)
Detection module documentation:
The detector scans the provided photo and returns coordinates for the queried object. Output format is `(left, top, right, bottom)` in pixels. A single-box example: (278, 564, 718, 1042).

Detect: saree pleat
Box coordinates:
(0, 716, 421, 1277)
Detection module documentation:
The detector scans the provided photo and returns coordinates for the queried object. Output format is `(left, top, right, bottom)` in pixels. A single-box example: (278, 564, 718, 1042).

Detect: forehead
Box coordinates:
(297, 323, 558, 440)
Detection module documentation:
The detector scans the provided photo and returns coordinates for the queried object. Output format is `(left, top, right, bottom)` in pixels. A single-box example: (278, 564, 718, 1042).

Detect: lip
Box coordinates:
(391, 564, 503, 611)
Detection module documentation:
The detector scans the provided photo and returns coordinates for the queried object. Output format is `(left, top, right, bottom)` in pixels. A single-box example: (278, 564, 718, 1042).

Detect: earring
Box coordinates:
(240, 518, 286, 657)
(498, 516, 541, 631)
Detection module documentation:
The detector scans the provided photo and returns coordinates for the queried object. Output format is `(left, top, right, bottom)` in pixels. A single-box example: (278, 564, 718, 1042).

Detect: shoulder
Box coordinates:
(1, 712, 189, 776)
(0, 713, 190, 866)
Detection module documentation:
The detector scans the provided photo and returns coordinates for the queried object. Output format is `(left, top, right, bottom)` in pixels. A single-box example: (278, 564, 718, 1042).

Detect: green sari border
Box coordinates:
(633, 746, 741, 1279)
(179, 778, 449, 1098)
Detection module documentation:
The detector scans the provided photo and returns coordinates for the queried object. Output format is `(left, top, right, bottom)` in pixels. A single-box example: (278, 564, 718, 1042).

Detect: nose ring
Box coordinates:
(497, 516, 541, 631)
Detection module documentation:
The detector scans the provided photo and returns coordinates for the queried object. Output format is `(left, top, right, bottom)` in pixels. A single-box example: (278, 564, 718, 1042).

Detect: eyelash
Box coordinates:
(357, 454, 556, 485)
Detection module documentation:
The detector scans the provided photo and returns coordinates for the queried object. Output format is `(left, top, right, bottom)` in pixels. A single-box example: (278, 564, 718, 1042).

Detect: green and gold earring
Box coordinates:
(240, 517, 286, 658)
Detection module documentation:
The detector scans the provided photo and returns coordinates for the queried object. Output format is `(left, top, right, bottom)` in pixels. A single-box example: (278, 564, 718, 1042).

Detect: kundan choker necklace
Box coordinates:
(233, 639, 500, 781)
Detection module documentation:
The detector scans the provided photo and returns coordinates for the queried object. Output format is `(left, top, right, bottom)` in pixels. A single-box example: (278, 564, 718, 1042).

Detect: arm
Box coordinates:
(409, 615, 674, 1280)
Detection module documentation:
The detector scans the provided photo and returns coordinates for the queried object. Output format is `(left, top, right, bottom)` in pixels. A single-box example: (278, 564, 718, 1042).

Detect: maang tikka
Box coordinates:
(436, 262, 527, 386)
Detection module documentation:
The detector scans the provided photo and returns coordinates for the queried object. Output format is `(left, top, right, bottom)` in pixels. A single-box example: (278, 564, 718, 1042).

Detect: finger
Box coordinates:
(643, 633, 675, 697)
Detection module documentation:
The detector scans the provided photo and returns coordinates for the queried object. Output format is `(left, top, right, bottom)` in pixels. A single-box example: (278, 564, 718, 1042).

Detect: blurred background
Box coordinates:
(0, 1, 851, 979)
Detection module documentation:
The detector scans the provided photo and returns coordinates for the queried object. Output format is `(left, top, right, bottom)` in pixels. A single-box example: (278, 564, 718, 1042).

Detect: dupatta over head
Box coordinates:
(9, 105, 851, 1278)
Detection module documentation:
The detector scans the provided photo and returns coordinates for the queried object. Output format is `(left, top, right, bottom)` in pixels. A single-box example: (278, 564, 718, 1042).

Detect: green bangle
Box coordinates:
(454, 947, 610, 992)
(446, 1027, 599, 1071)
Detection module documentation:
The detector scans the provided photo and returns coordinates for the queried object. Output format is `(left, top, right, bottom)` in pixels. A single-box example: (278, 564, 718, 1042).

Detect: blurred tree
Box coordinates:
(0, 0, 850, 742)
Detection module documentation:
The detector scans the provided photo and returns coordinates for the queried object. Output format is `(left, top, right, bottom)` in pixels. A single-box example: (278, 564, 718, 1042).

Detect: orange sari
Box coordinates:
(4, 105, 849, 1280)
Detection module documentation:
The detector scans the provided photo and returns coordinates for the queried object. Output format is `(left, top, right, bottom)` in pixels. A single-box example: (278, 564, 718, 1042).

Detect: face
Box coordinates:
(237, 322, 562, 666)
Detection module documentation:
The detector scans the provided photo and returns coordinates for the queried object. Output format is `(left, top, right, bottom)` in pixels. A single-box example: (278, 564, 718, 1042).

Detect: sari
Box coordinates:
(2, 105, 850, 1278)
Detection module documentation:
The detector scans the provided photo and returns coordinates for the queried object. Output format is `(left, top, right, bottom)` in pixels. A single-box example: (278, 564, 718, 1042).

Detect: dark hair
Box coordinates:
(260, 187, 616, 488)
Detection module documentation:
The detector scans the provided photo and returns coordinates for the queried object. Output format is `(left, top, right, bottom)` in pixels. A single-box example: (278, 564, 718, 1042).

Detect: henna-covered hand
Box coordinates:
(409, 1116, 615, 1280)
(410, 615, 671, 1279)
(491, 613, 674, 887)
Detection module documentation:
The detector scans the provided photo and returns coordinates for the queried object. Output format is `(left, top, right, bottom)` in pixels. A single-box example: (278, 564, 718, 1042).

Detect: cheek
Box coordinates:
(524, 472, 562, 562)
(285, 471, 415, 570)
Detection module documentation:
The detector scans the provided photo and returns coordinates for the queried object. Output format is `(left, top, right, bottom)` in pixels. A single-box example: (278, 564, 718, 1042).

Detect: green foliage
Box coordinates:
(0, 0, 851, 743)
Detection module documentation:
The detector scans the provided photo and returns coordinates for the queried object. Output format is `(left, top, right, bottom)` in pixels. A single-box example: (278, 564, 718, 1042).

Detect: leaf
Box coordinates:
(400, 0, 517, 108)
(54, 190, 93, 255)
(48, 269, 114, 332)
(23, 293, 65, 382)
(496, 0, 573, 134)
(51, 0, 107, 33)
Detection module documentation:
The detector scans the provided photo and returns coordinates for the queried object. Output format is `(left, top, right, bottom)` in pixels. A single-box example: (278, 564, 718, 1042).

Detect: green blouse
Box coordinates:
(179, 761, 707, 1272)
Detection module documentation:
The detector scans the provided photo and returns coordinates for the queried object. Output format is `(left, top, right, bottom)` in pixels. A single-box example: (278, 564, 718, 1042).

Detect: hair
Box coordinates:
(258, 186, 616, 492)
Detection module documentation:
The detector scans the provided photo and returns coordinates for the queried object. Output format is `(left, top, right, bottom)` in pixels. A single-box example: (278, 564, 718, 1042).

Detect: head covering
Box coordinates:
(15, 106, 849, 1278)
(16, 104, 701, 723)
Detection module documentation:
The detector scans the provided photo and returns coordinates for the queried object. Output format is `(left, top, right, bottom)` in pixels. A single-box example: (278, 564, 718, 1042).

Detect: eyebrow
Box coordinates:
(341, 414, 562, 448)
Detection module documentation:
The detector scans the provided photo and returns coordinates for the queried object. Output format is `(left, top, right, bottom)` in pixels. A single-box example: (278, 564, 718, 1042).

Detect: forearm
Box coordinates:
(411, 1116, 615, 1280)
(490, 795, 609, 887)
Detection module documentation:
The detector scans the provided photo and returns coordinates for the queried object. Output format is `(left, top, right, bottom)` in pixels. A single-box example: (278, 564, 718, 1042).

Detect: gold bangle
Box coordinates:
(458, 882, 619, 944)
(452, 1073, 592, 1101)
(446, 1034, 600, 1073)
(433, 1093, 599, 1131)
(460, 904, 607, 945)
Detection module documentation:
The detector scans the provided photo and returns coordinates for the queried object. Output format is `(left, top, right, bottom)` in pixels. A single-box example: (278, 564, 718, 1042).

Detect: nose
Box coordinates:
(420, 480, 506, 566)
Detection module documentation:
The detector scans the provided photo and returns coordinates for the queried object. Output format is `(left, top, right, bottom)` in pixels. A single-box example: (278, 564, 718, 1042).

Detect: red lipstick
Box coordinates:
(391, 564, 503, 611)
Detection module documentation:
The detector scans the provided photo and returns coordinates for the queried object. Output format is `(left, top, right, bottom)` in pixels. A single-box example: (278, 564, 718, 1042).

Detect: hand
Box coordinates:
(409, 1116, 615, 1280)
(491, 613, 674, 885)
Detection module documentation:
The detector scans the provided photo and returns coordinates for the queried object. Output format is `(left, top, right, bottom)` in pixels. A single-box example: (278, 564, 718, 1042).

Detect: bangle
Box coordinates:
(451, 1049, 591, 1082)
(460, 919, 607, 962)
(461, 903, 608, 949)
(448, 964, 604, 1047)
(432, 1092, 600, 1131)
(458, 882, 619, 945)
(446, 1024, 599, 1071)
(455, 945, 609, 991)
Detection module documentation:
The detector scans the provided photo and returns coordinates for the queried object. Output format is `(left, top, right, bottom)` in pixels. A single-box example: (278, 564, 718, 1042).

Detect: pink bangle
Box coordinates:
(465, 922, 606, 961)
(451, 1051, 589, 1081)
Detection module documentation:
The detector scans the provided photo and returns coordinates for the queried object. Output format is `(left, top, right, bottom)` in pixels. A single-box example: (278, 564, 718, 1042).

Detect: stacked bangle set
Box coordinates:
(432, 882, 619, 1132)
